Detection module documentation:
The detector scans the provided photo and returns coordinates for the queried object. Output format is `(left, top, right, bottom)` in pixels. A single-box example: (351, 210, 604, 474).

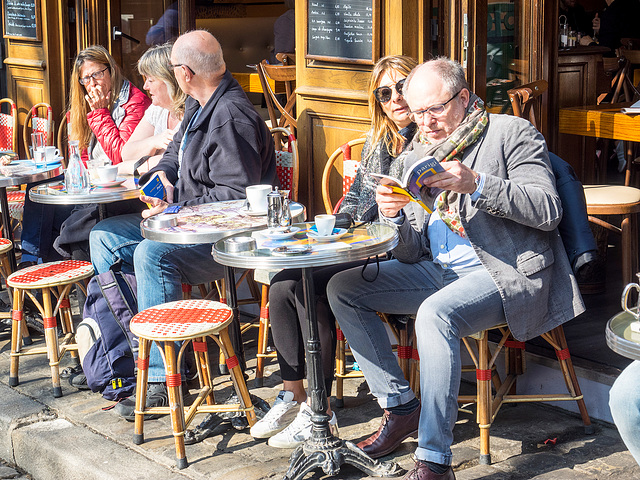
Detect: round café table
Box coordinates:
(140, 198, 306, 372)
(606, 310, 640, 361)
(0, 160, 64, 269)
(212, 222, 402, 480)
(29, 176, 141, 221)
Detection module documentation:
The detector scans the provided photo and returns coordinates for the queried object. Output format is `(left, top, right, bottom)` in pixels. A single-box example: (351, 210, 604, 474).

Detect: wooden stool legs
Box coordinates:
(255, 284, 270, 387)
(9, 284, 79, 397)
(133, 325, 256, 470)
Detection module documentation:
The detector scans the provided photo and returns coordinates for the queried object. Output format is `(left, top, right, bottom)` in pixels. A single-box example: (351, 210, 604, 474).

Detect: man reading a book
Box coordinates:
(88, 30, 276, 420)
(326, 58, 585, 480)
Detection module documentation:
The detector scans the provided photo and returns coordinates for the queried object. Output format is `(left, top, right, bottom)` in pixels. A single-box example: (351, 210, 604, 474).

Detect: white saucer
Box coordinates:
(261, 226, 301, 240)
(242, 206, 267, 216)
(307, 228, 348, 242)
(92, 176, 127, 188)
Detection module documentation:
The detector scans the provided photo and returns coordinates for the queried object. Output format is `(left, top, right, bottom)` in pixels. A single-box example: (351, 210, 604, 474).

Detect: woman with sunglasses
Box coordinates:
(120, 43, 186, 176)
(243, 55, 418, 449)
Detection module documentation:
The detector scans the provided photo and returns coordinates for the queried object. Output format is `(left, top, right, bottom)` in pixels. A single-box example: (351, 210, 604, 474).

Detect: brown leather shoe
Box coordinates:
(402, 460, 455, 480)
(356, 406, 420, 458)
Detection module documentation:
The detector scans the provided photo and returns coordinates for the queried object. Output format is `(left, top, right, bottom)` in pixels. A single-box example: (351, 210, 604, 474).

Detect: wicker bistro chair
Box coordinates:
(256, 59, 296, 135)
(7, 260, 94, 397)
(252, 127, 299, 386)
(129, 299, 257, 469)
(321, 137, 417, 406)
(0, 98, 18, 154)
(23, 103, 55, 157)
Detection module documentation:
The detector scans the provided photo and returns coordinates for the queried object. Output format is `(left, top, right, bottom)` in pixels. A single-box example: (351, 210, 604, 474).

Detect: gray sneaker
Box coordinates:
(113, 382, 168, 422)
(267, 402, 338, 449)
(250, 390, 299, 439)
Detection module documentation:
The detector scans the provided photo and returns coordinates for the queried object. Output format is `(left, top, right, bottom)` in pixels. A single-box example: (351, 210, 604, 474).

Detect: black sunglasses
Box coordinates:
(373, 79, 405, 103)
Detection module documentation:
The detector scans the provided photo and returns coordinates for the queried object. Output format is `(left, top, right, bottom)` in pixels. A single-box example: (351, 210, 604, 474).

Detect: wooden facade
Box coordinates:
(2, 0, 614, 212)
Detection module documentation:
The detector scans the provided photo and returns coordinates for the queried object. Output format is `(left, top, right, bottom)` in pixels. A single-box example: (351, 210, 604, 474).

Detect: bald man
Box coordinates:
(89, 30, 276, 419)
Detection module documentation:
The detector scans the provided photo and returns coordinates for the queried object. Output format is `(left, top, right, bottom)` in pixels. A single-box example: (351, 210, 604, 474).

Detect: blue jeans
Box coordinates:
(89, 213, 226, 382)
(610, 360, 640, 465)
(327, 259, 504, 465)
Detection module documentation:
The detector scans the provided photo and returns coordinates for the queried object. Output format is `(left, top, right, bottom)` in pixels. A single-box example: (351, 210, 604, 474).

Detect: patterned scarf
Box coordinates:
(415, 93, 488, 237)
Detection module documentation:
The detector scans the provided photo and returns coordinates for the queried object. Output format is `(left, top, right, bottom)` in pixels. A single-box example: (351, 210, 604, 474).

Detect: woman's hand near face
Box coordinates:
(85, 84, 110, 111)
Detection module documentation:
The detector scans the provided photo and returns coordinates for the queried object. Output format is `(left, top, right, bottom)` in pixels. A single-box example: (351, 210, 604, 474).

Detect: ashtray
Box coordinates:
(146, 214, 178, 229)
(224, 236, 257, 253)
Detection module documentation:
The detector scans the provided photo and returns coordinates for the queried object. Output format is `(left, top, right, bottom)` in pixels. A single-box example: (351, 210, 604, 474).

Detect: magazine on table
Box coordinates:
(369, 152, 444, 213)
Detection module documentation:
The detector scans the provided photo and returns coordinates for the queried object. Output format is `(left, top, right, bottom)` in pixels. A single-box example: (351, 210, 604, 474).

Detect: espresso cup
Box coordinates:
(315, 214, 336, 236)
(44, 146, 61, 161)
(97, 165, 118, 182)
(245, 184, 271, 212)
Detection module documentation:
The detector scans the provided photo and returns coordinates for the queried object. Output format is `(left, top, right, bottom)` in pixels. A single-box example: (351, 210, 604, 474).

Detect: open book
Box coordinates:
(369, 153, 444, 213)
(621, 99, 640, 114)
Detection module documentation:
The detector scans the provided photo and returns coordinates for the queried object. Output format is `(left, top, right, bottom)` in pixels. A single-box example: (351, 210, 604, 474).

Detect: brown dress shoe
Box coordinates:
(356, 406, 420, 458)
(402, 460, 455, 480)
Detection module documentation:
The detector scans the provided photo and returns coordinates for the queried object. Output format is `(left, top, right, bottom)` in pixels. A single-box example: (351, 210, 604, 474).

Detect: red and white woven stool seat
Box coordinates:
(130, 299, 232, 341)
(0, 237, 12, 255)
(6, 190, 24, 221)
(130, 299, 256, 469)
(7, 260, 93, 289)
(8, 259, 92, 398)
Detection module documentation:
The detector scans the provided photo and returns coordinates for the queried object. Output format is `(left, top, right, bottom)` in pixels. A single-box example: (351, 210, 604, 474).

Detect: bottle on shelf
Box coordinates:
(65, 140, 90, 194)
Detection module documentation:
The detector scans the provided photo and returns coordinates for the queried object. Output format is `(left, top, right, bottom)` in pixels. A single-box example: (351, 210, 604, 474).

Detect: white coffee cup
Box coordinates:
(245, 184, 271, 212)
(97, 165, 118, 182)
(44, 146, 60, 161)
(315, 214, 336, 236)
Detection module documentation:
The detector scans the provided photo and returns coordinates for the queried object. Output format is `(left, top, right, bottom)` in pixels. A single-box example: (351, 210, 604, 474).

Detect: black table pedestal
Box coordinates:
(283, 267, 401, 480)
(223, 265, 246, 373)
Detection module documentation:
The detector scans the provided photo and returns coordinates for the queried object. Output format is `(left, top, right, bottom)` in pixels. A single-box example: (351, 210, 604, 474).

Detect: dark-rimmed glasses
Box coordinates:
(79, 66, 110, 86)
(373, 79, 406, 103)
(409, 89, 462, 121)
(170, 63, 196, 76)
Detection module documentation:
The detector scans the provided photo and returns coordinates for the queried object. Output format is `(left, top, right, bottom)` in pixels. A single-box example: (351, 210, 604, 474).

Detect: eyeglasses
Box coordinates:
(373, 79, 406, 103)
(170, 63, 196, 76)
(78, 66, 109, 86)
(409, 89, 462, 121)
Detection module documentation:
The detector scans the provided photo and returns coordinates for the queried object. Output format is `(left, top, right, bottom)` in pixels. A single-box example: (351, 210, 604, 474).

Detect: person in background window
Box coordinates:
(592, 0, 640, 52)
(120, 42, 186, 175)
(272, 0, 295, 63)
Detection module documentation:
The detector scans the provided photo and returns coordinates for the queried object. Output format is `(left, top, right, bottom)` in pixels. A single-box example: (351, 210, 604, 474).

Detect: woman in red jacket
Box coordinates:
(68, 45, 151, 165)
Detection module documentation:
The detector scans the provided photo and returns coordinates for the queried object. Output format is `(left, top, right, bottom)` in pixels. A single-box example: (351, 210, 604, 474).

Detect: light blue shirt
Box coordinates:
(388, 173, 485, 271)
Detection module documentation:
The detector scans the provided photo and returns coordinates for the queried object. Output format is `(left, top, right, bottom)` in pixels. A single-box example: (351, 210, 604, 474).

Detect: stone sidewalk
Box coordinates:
(0, 318, 638, 480)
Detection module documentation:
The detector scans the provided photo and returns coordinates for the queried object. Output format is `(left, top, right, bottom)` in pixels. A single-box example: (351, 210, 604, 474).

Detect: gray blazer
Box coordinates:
(388, 114, 585, 341)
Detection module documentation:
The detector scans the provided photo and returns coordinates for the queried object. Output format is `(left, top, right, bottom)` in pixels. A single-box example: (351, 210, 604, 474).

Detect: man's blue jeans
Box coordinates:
(327, 259, 504, 466)
(89, 213, 225, 382)
(610, 360, 640, 465)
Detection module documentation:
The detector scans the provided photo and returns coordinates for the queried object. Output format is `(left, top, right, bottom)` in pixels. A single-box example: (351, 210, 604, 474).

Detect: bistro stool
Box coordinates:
(7, 260, 93, 397)
(129, 299, 257, 469)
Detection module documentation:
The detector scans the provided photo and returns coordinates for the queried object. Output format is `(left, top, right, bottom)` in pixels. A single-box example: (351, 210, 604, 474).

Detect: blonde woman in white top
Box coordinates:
(120, 42, 186, 175)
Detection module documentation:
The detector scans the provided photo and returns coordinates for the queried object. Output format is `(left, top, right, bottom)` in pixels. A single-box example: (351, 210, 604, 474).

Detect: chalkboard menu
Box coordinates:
(3, 0, 41, 41)
(307, 0, 377, 64)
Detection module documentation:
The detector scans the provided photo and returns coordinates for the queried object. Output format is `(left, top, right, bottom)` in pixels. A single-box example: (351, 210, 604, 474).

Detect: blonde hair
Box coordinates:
(67, 45, 124, 150)
(137, 43, 186, 119)
(367, 55, 418, 157)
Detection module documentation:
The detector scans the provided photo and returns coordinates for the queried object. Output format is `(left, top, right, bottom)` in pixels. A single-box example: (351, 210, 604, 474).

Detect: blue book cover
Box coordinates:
(139, 172, 165, 201)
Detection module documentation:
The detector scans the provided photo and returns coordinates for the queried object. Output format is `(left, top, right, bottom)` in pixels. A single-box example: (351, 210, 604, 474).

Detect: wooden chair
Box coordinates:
(130, 299, 256, 469)
(0, 98, 18, 154)
(256, 59, 296, 135)
(321, 137, 366, 215)
(56, 111, 71, 168)
(23, 103, 54, 158)
(252, 127, 299, 386)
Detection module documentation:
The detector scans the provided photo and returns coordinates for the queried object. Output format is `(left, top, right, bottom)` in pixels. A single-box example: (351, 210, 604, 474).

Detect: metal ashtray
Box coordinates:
(146, 214, 178, 229)
(224, 236, 257, 253)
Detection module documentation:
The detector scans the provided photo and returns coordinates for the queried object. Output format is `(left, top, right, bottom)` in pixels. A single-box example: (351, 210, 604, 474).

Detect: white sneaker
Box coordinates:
(250, 390, 299, 439)
(267, 401, 338, 449)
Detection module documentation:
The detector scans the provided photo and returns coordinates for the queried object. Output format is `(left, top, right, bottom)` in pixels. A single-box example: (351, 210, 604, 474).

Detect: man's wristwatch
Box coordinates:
(473, 173, 481, 193)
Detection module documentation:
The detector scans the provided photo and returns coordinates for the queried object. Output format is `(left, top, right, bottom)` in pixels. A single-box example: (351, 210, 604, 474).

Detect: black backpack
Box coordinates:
(76, 261, 139, 400)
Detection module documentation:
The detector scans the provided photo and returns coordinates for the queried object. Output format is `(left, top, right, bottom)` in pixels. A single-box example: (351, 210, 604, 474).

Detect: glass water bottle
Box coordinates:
(65, 140, 90, 194)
